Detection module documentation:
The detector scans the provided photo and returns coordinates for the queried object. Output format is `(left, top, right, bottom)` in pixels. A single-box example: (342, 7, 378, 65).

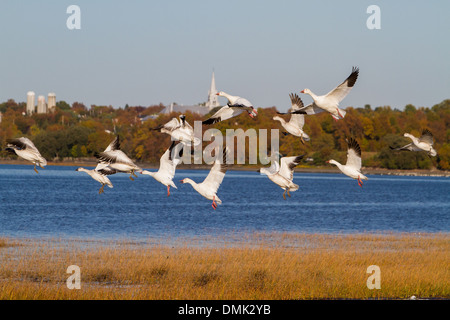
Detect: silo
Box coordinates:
(26, 91, 35, 115)
(37, 95, 47, 114)
(48, 93, 56, 112)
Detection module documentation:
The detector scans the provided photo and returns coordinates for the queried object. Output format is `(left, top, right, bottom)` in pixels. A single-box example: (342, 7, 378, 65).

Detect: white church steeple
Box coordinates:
(206, 71, 220, 110)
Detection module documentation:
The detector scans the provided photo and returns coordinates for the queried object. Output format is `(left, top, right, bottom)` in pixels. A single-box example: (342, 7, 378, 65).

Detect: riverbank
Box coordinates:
(0, 232, 448, 299)
(1, 159, 449, 177)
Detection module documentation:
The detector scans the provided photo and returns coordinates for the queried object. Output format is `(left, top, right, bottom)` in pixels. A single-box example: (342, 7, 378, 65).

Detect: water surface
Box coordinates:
(0, 164, 448, 241)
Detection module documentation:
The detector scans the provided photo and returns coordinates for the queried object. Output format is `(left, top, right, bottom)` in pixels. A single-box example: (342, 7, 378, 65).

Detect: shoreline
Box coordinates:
(1, 158, 449, 177)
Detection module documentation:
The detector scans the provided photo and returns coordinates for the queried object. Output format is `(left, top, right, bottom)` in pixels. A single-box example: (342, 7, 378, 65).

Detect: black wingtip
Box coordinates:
(289, 93, 304, 109)
(202, 117, 220, 125)
(347, 67, 359, 87)
(347, 137, 362, 157)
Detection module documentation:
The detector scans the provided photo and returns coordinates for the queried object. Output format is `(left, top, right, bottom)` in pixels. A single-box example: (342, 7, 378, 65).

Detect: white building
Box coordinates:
(37, 95, 47, 114)
(161, 71, 221, 115)
(26, 91, 35, 115)
(48, 93, 56, 112)
(205, 71, 220, 110)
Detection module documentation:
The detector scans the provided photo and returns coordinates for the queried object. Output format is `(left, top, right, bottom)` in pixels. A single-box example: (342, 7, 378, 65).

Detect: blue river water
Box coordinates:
(0, 164, 448, 241)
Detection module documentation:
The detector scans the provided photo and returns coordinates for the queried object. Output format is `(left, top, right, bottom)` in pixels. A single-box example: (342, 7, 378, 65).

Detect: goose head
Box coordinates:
(326, 159, 339, 166)
(179, 115, 186, 126)
(300, 88, 311, 95)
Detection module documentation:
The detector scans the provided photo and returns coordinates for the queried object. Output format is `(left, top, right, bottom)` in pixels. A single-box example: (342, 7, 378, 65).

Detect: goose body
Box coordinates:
(390, 129, 437, 157)
(260, 155, 304, 199)
(154, 115, 200, 146)
(299, 67, 359, 120)
(203, 91, 257, 124)
(141, 141, 184, 196)
(94, 136, 142, 180)
(6, 137, 47, 173)
(327, 138, 368, 187)
(76, 167, 116, 194)
(273, 93, 310, 143)
(180, 147, 228, 209)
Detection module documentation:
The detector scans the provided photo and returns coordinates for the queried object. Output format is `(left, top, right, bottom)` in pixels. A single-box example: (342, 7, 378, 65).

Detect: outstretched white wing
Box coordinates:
(324, 67, 359, 105)
(201, 148, 228, 194)
(279, 155, 304, 181)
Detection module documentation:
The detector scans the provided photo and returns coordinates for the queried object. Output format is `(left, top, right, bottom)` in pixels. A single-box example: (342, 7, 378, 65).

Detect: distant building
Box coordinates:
(26, 91, 35, 115)
(138, 114, 159, 123)
(161, 71, 221, 116)
(162, 102, 211, 116)
(205, 71, 220, 110)
(48, 93, 56, 112)
(37, 95, 47, 114)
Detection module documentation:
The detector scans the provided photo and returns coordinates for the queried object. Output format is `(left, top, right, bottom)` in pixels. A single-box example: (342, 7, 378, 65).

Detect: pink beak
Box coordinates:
(179, 180, 184, 183)
(300, 90, 305, 93)
(216, 93, 220, 95)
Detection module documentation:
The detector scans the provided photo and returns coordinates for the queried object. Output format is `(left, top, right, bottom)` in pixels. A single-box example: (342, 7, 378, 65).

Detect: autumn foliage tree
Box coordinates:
(0, 98, 449, 170)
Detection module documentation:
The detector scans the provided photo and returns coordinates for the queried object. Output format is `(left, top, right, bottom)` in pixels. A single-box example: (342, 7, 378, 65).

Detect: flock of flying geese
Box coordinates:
(5, 67, 438, 209)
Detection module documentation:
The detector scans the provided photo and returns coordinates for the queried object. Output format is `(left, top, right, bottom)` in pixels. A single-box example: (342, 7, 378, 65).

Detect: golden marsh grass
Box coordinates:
(0, 232, 448, 299)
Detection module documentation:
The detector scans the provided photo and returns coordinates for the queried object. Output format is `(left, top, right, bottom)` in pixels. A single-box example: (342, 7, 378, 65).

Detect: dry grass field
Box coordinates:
(0, 232, 448, 300)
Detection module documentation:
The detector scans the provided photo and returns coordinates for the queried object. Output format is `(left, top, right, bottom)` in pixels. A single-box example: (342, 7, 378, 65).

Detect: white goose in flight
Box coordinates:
(202, 91, 257, 125)
(298, 67, 359, 120)
(327, 138, 368, 187)
(141, 141, 184, 196)
(390, 129, 437, 157)
(153, 115, 200, 146)
(6, 137, 47, 173)
(180, 147, 229, 209)
(76, 167, 116, 194)
(94, 136, 142, 180)
(259, 154, 304, 200)
(273, 93, 310, 144)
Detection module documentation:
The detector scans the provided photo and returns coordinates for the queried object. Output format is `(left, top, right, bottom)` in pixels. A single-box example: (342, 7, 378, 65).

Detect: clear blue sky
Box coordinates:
(0, 0, 449, 111)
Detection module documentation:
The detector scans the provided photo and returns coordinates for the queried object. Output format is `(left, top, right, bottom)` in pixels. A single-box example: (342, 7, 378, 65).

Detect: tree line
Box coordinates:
(0, 98, 449, 170)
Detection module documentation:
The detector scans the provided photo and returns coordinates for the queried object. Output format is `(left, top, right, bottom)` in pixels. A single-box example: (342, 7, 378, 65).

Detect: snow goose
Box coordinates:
(390, 129, 437, 157)
(180, 147, 229, 209)
(273, 93, 310, 144)
(259, 154, 304, 200)
(94, 136, 142, 180)
(299, 67, 359, 120)
(141, 141, 184, 196)
(6, 137, 47, 173)
(327, 138, 368, 187)
(153, 115, 200, 146)
(76, 167, 116, 194)
(202, 91, 257, 125)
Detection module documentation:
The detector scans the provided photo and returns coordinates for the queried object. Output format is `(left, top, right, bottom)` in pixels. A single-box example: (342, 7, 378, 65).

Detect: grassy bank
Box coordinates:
(0, 232, 448, 299)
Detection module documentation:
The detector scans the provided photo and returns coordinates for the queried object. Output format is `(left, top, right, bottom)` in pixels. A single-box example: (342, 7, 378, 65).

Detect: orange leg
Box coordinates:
(167, 185, 170, 197)
(211, 196, 217, 210)
(357, 176, 363, 188)
(337, 108, 344, 119)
